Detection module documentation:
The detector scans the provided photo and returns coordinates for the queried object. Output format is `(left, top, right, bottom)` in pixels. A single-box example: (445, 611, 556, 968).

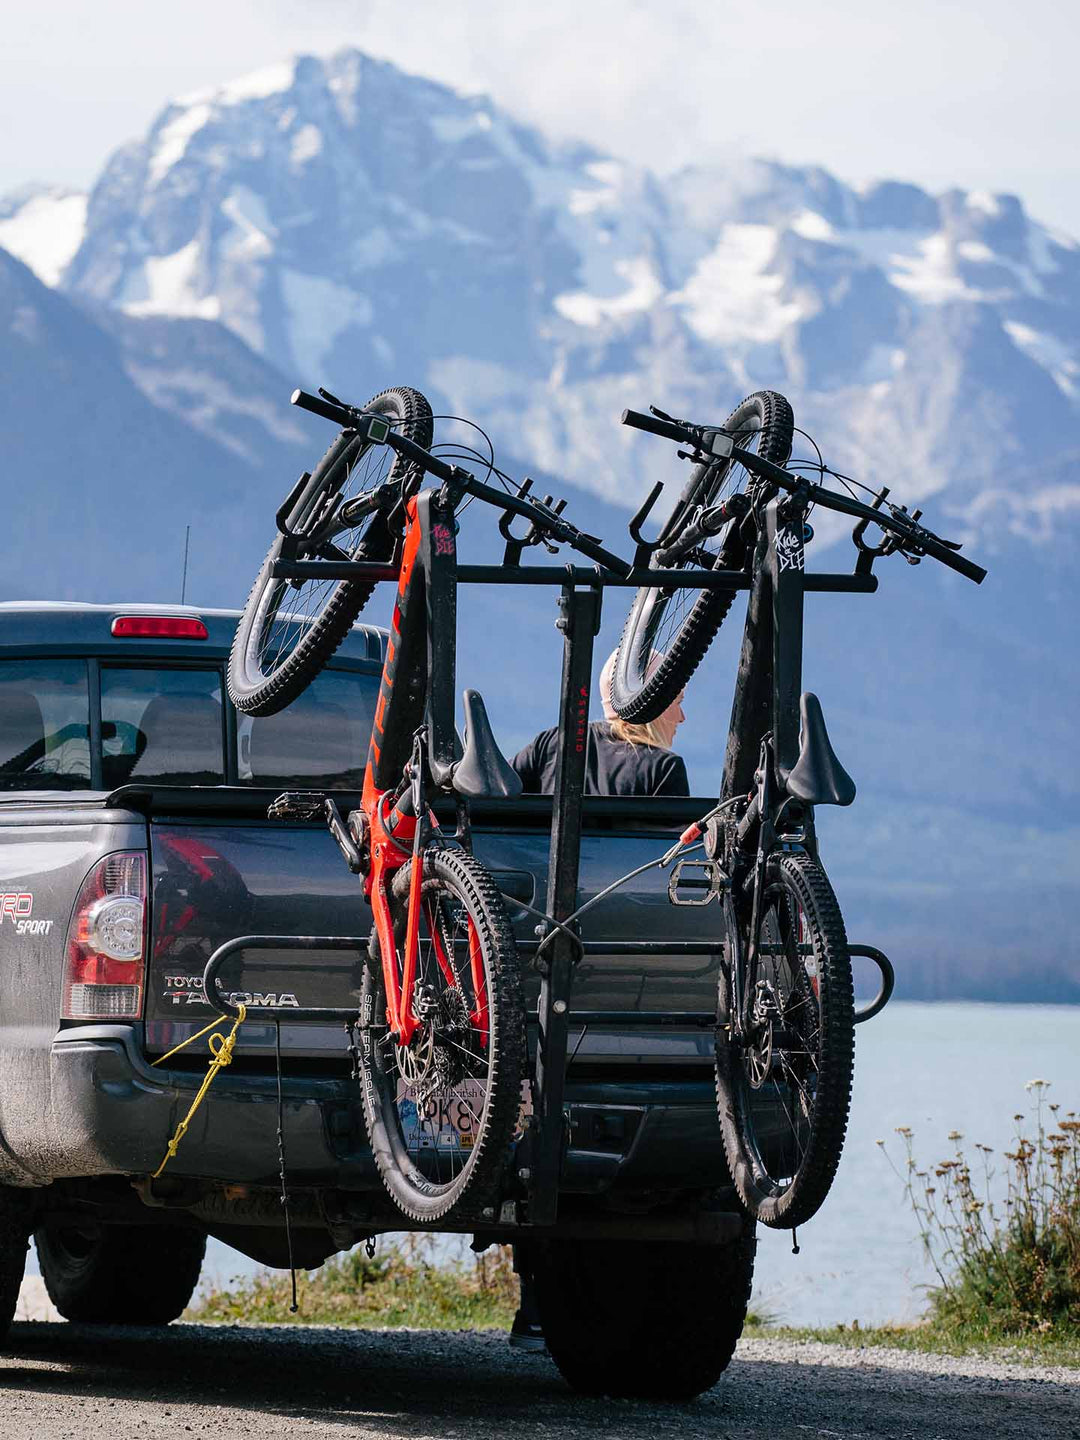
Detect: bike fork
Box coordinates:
(738, 737, 777, 1037)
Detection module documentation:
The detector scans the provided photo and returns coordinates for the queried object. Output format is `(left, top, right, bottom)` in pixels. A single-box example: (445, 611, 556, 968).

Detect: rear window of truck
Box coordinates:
(0, 659, 376, 791)
(236, 670, 372, 789)
(0, 659, 91, 790)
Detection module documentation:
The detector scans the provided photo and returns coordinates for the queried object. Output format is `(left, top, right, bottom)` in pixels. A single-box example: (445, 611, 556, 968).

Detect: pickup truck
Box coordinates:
(0, 600, 754, 1401)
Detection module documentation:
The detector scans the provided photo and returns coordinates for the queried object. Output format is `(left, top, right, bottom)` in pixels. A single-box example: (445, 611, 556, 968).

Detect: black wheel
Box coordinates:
(715, 850, 854, 1229)
(358, 845, 527, 1225)
(611, 390, 794, 722)
(0, 1187, 32, 1341)
(35, 1222, 206, 1324)
(530, 1230, 756, 1400)
(228, 386, 433, 716)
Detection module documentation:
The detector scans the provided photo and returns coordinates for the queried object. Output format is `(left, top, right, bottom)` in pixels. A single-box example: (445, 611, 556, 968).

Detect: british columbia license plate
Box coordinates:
(396, 1078, 533, 1153)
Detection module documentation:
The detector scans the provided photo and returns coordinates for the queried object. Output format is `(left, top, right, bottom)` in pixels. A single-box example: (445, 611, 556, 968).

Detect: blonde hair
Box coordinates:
(598, 649, 670, 748)
(608, 716, 668, 749)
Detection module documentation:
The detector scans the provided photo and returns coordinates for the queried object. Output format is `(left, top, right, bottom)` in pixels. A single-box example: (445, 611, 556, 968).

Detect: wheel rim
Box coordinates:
(46, 1225, 101, 1267)
(374, 874, 501, 1197)
(245, 437, 397, 683)
(628, 411, 771, 677)
(736, 878, 824, 1197)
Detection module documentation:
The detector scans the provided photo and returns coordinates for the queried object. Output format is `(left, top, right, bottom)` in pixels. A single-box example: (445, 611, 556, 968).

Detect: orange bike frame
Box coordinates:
(359, 486, 480, 1048)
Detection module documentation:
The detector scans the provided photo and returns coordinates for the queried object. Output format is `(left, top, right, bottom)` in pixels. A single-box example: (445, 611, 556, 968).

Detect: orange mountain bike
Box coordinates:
(227, 386, 629, 1224)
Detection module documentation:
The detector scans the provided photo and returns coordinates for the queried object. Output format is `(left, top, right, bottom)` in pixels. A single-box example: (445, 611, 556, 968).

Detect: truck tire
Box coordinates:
(531, 1229, 756, 1400)
(0, 1187, 32, 1341)
(35, 1223, 206, 1325)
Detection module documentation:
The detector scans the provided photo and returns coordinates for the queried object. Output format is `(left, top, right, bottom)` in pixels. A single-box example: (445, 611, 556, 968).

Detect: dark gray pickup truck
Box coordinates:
(0, 601, 752, 1399)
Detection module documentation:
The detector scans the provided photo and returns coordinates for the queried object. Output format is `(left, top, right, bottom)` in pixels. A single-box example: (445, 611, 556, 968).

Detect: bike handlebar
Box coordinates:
(291, 388, 354, 427)
(621, 407, 986, 584)
(621, 408, 695, 446)
(292, 389, 632, 576)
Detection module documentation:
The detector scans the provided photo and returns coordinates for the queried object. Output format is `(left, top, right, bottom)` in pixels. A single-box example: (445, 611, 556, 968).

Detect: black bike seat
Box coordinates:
(453, 689, 523, 800)
(784, 692, 856, 807)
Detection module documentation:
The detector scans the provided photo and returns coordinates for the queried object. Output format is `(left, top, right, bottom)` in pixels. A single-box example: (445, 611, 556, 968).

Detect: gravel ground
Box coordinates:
(0, 1322, 1075, 1440)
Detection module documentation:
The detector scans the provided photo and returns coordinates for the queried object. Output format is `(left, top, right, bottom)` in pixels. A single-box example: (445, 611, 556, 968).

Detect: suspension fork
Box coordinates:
(738, 737, 777, 1036)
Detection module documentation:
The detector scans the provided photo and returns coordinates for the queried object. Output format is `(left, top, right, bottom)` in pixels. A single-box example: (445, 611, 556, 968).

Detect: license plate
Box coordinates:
(397, 1078, 486, 1153)
(396, 1078, 533, 1152)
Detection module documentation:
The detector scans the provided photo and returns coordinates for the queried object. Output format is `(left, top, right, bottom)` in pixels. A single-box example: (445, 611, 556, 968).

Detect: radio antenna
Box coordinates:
(181, 525, 191, 605)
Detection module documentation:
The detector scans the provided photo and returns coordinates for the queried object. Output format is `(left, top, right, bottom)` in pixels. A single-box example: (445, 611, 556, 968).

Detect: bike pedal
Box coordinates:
(268, 791, 328, 821)
(667, 859, 725, 907)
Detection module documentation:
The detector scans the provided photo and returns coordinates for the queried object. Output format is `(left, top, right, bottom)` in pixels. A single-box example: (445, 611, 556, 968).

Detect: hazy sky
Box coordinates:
(3, 0, 1077, 234)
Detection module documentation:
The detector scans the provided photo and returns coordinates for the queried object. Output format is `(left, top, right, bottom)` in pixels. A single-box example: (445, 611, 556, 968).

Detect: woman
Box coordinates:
(511, 650, 689, 797)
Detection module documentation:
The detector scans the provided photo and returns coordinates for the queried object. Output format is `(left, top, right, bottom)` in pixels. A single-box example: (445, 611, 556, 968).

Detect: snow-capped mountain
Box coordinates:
(1, 48, 1077, 1000)
(14, 48, 1074, 553)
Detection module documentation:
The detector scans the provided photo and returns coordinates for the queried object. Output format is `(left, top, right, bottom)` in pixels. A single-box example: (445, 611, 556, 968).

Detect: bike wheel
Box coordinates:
(358, 844, 527, 1224)
(715, 850, 854, 1229)
(610, 391, 793, 723)
(228, 385, 433, 716)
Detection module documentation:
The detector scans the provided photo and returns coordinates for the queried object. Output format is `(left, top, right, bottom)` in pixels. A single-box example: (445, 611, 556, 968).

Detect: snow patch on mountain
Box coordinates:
(1003, 321, 1080, 399)
(120, 239, 221, 321)
(0, 188, 87, 285)
(280, 270, 373, 379)
(221, 187, 277, 259)
(149, 104, 214, 184)
(555, 256, 663, 326)
(177, 60, 296, 109)
(674, 224, 811, 343)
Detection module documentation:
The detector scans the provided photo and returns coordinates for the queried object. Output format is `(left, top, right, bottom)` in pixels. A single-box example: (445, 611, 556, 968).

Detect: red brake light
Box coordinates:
(62, 852, 147, 1020)
(111, 616, 208, 639)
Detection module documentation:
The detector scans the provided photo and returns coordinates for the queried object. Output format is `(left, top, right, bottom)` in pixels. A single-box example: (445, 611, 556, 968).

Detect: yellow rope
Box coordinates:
(151, 1013, 232, 1069)
(151, 1003, 247, 1179)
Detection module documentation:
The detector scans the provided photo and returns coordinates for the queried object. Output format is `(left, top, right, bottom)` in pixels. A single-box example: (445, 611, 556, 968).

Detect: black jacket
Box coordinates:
(511, 722, 689, 797)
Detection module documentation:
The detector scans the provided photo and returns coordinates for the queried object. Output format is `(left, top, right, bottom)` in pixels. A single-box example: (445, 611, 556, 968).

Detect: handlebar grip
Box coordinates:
(291, 388, 353, 427)
(621, 409, 693, 446)
(915, 533, 987, 584)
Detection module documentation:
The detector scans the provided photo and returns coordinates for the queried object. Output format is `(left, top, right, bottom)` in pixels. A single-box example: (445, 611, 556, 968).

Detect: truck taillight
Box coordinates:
(62, 852, 147, 1020)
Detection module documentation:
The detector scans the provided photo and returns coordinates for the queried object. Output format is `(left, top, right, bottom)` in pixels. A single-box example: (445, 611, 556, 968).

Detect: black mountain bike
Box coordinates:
(618, 396, 986, 1228)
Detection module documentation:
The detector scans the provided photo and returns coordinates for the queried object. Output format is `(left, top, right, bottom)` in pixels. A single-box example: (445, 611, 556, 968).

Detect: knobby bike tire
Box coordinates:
(358, 845, 527, 1225)
(715, 850, 854, 1229)
(610, 390, 794, 723)
(228, 385, 433, 717)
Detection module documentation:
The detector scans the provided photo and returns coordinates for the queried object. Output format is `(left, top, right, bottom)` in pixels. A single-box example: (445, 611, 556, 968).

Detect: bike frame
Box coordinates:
(361, 487, 470, 1047)
(713, 484, 837, 1038)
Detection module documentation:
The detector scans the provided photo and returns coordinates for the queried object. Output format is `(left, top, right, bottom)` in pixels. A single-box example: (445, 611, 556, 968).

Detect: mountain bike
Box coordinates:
(618, 398, 986, 1228)
(226, 386, 630, 1224)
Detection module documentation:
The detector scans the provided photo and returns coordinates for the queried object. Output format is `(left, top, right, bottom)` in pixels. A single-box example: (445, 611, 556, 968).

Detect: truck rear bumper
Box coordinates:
(46, 1026, 731, 1195)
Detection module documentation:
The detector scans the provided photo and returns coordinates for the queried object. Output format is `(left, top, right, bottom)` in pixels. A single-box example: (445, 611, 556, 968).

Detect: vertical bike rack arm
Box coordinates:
(528, 569, 602, 1226)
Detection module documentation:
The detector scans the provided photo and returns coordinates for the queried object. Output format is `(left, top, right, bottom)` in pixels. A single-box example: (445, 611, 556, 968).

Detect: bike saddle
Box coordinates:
(453, 689, 523, 800)
(783, 692, 856, 807)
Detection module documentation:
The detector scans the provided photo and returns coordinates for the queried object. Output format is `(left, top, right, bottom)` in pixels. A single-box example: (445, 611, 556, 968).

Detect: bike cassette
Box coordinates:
(667, 859, 726, 906)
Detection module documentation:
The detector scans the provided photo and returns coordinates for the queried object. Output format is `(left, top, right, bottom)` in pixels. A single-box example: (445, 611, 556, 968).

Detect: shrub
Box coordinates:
(884, 1081, 1080, 1334)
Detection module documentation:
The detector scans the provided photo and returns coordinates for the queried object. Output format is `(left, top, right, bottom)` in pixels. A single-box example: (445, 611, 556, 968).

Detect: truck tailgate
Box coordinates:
(145, 799, 721, 1068)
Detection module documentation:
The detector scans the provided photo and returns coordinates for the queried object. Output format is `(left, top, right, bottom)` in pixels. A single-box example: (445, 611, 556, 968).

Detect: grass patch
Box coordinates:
(742, 1317, 1080, 1367)
(186, 1236, 518, 1330)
